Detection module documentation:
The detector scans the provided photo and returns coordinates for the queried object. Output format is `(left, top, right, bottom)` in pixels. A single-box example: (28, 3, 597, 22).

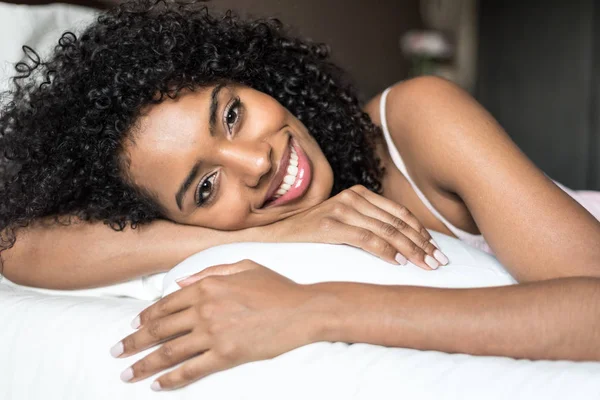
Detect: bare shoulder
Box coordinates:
(363, 76, 468, 142)
(363, 76, 471, 189)
(370, 77, 600, 281)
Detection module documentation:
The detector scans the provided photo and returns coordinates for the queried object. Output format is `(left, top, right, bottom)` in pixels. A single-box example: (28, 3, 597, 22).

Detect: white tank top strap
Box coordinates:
(379, 86, 482, 241)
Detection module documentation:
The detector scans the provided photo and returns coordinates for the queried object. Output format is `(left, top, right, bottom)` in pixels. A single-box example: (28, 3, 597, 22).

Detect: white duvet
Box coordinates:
(2, 232, 600, 400)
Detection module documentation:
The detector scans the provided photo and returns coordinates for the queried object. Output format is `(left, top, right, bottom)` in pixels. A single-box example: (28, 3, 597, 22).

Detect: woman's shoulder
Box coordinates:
(363, 76, 461, 130)
(363, 76, 469, 187)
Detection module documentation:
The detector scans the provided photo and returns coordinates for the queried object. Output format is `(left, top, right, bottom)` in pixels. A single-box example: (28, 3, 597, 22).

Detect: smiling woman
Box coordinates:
(1, 0, 600, 392)
(0, 0, 385, 241)
(0, 0, 447, 285)
(124, 82, 333, 229)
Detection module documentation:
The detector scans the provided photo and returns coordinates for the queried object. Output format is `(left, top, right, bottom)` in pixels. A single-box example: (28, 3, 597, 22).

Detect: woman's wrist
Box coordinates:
(302, 282, 355, 344)
(158, 222, 269, 271)
(143, 221, 248, 274)
(303, 281, 406, 346)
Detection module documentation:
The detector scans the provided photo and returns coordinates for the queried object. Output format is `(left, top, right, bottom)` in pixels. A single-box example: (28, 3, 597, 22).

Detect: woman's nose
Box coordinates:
(223, 142, 272, 187)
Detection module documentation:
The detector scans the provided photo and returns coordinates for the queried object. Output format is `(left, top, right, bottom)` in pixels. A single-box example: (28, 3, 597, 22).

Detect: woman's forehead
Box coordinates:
(133, 88, 214, 150)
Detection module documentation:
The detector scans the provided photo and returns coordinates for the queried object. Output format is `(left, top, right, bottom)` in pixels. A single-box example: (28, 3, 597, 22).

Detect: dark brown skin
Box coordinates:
(4, 75, 600, 391)
(109, 77, 600, 392)
(1, 81, 446, 289)
(125, 76, 600, 281)
(125, 83, 335, 229)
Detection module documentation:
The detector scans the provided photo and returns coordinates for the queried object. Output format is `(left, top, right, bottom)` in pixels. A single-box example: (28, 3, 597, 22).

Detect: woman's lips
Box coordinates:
(262, 137, 292, 205)
(262, 137, 312, 208)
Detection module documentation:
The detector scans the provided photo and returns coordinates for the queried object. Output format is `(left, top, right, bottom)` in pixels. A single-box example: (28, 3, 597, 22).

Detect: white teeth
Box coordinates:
(283, 174, 295, 185)
(270, 143, 300, 200)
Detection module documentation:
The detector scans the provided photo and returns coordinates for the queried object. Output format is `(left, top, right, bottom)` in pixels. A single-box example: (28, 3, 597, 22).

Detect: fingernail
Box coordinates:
(424, 255, 440, 270)
(175, 275, 192, 284)
(433, 249, 449, 266)
(130, 315, 141, 329)
(395, 253, 408, 265)
(151, 381, 162, 391)
(429, 238, 440, 248)
(110, 341, 124, 358)
(120, 367, 134, 382)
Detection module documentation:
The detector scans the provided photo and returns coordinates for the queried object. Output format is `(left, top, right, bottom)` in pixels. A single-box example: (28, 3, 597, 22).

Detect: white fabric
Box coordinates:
(0, 272, 164, 300)
(0, 2, 99, 93)
(3, 231, 600, 400)
(162, 231, 516, 296)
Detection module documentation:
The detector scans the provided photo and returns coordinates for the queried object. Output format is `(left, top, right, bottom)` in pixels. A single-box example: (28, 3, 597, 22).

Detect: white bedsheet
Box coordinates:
(2, 232, 600, 400)
(2, 284, 600, 400)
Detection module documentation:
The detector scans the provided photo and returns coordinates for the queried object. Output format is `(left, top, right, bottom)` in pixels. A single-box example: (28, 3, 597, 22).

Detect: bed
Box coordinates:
(1, 2, 599, 399)
(2, 232, 600, 399)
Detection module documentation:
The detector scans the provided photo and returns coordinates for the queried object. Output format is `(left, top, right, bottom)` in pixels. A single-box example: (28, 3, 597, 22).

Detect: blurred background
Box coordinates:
(2, 0, 599, 190)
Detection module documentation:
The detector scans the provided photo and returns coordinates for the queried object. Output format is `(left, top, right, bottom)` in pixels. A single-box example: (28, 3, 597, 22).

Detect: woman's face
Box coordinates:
(124, 83, 334, 230)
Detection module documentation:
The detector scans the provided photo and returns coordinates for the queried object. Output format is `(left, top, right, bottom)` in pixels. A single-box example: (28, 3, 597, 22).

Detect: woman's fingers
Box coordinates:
(176, 261, 258, 287)
(337, 208, 440, 270)
(342, 186, 449, 269)
(349, 185, 432, 239)
(151, 350, 225, 391)
(113, 308, 195, 358)
(131, 263, 254, 329)
(324, 218, 399, 264)
(121, 331, 208, 385)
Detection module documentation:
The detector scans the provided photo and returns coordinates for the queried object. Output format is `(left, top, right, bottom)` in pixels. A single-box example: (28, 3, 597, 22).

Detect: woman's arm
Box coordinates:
(1, 218, 260, 290)
(317, 277, 600, 361)
(1, 185, 442, 290)
(113, 262, 600, 391)
(383, 76, 600, 281)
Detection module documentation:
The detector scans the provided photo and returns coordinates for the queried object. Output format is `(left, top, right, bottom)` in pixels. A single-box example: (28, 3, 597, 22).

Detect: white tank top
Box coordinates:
(379, 86, 600, 255)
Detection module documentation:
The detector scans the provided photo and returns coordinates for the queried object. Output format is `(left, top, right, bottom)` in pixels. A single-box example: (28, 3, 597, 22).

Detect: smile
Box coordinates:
(262, 137, 312, 208)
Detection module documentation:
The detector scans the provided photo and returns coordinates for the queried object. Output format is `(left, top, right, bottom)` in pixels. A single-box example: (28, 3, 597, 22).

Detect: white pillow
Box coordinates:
(1, 230, 513, 301)
(0, 2, 99, 92)
(0, 272, 164, 300)
(4, 232, 600, 400)
(163, 231, 516, 296)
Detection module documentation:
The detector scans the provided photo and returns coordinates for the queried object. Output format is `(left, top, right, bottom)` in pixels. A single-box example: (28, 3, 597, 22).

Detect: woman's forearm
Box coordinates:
(314, 277, 600, 361)
(1, 218, 260, 290)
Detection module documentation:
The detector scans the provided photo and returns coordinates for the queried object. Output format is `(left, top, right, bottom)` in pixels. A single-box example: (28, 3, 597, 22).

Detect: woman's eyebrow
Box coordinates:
(175, 84, 226, 211)
(176, 161, 201, 211)
(208, 83, 226, 137)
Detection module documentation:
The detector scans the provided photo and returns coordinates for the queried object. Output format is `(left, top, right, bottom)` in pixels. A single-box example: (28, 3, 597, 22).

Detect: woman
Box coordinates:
(1, 0, 599, 392)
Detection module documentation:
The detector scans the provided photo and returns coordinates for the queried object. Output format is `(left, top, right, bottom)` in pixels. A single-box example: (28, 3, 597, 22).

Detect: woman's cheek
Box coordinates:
(209, 201, 253, 230)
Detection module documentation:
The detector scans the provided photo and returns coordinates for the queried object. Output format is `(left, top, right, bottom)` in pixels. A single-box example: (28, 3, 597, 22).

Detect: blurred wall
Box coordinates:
(476, 0, 599, 190)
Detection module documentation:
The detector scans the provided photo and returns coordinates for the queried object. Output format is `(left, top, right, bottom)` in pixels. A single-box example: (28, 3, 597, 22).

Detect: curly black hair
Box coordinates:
(0, 0, 385, 263)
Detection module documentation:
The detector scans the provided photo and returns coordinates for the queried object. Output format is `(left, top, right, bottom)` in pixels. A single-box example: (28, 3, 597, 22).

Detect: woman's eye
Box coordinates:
(196, 172, 218, 207)
(225, 98, 241, 133)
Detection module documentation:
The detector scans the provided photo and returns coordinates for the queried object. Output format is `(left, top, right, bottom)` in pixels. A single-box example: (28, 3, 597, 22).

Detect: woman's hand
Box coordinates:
(110, 260, 329, 391)
(265, 184, 448, 270)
